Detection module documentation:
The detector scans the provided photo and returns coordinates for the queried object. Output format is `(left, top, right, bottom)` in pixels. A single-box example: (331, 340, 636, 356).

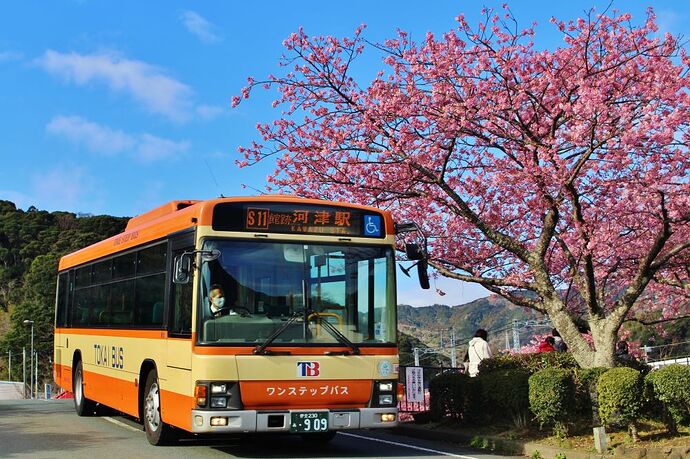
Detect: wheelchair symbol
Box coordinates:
(364, 216, 381, 236)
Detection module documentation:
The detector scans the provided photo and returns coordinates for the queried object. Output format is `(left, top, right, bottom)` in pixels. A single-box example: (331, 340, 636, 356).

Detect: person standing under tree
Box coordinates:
(467, 329, 492, 377)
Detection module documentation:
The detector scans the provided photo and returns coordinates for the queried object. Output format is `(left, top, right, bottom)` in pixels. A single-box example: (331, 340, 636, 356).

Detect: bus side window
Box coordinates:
(56, 272, 68, 327)
(170, 249, 192, 336)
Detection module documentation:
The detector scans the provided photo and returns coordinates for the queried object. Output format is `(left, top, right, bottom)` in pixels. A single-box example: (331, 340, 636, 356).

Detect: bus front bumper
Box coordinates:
(190, 408, 398, 433)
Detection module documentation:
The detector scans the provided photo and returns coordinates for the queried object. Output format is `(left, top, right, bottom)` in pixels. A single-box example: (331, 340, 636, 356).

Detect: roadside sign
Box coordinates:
(405, 367, 424, 403)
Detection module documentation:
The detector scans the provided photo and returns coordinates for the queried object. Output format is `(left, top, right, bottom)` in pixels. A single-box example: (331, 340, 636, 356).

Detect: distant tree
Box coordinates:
(0, 202, 127, 382)
(234, 6, 690, 368)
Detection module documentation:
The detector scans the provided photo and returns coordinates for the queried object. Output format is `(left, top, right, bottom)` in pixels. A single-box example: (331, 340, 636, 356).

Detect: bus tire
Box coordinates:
(301, 431, 337, 443)
(73, 360, 97, 416)
(143, 369, 177, 446)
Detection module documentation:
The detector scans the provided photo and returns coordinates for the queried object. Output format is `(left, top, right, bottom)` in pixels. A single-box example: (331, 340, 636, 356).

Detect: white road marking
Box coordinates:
(338, 432, 478, 458)
(103, 416, 142, 433)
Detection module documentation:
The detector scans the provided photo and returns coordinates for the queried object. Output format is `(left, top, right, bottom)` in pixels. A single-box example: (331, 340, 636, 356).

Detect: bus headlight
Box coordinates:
(379, 394, 394, 405)
(210, 397, 228, 408)
(211, 383, 227, 394)
(378, 382, 394, 392)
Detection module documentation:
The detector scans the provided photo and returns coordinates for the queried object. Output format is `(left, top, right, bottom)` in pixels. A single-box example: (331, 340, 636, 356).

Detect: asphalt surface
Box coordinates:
(0, 400, 523, 458)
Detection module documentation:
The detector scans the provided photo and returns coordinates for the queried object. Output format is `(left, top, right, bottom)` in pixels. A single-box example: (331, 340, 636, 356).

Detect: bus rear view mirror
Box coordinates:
(174, 254, 192, 284)
(405, 243, 424, 260)
(417, 259, 430, 290)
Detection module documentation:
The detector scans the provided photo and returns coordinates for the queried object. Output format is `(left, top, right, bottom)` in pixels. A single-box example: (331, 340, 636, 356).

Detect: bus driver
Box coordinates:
(209, 284, 227, 317)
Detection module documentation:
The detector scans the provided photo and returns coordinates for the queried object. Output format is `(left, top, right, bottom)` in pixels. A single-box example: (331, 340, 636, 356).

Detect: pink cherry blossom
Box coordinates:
(233, 6, 690, 368)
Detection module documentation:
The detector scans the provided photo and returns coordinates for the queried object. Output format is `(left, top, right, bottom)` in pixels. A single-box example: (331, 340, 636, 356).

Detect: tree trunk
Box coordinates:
(542, 300, 618, 369)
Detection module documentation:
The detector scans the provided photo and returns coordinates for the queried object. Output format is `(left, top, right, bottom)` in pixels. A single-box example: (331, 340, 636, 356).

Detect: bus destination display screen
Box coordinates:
(212, 202, 385, 238)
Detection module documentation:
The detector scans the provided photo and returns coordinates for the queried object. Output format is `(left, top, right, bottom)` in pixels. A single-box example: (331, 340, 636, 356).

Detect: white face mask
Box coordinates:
(212, 296, 225, 309)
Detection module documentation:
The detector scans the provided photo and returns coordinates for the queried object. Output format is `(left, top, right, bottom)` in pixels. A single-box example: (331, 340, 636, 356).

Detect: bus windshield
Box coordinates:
(198, 240, 396, 346)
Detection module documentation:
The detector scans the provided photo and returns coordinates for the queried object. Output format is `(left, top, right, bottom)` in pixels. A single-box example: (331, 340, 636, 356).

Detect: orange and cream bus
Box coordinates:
(53, 196, 407, 445)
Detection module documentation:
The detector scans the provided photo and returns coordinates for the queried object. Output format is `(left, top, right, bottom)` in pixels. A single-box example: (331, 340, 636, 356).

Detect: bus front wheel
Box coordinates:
(73, 360, 97, 416)
(143, 369, 177, 445)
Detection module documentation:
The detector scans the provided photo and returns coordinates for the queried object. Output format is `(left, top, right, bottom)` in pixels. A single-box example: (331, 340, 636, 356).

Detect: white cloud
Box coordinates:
(36, 50, 194, 122)
(47, 115, 135, 154)
(137, 134, 190, 162)
(196, 104, 225, 120)
(46, 115, 189, 162)
(180, 11, 222, 44)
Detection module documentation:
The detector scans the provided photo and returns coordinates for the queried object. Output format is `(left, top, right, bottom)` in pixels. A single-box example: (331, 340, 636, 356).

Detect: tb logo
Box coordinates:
(297, 361, 320, 377)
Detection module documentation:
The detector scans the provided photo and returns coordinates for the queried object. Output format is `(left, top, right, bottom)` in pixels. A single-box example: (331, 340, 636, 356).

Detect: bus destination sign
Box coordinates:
(212, 202, 384, 238)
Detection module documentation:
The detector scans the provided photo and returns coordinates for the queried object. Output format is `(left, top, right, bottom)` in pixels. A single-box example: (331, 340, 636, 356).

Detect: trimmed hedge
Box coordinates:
(482, 369, 531, 427)
(480, 351, 578, 374)
(645, 365, 690, 430)
(528, 368, 575, 432)
(428, 368, 530, 426)
(597, 367, 643, 436)
(429, 372, 466, 420)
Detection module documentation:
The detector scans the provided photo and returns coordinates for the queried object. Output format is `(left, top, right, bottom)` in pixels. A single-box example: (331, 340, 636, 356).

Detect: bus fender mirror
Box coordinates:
(405, 243, 424, 260)
(417, 259, 430, 289)
(173, 254, 192, 284)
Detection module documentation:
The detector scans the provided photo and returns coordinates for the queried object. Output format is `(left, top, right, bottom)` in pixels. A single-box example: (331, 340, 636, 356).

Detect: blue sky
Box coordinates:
(1, 1, 687, 306)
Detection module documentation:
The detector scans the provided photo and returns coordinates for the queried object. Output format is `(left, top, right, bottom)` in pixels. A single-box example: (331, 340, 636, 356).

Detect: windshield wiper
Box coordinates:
(253, 312, 302, 355)
(308, 310, 361, 355)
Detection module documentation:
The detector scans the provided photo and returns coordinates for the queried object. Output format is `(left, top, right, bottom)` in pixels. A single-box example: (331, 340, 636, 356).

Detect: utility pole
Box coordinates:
(22, 347, 26, 398)
(513, 320, 520, 352)
(34, 350, 38, 399)
(7, 350, 11, 381)
(450, 327, 455, 366)
(413, 347, 420, 366)
(23, 320, 34, 399)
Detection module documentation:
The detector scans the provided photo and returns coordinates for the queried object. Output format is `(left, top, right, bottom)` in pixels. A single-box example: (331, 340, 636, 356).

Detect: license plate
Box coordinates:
(290, 412, 329, 433)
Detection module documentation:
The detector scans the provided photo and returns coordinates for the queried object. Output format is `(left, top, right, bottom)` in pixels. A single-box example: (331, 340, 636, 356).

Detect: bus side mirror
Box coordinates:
(173, 254, 192, 284)
(417, 259, 430, 290)
(405, 243, 424, 260)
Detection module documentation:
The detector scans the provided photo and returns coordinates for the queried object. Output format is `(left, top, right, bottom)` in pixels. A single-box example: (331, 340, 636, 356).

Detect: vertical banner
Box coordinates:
(405, 366, 424, 402)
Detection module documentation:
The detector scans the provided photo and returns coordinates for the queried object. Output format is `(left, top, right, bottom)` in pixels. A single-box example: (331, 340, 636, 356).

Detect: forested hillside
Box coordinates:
(0, 200, 127, 381)
(398, 295, 545, 351)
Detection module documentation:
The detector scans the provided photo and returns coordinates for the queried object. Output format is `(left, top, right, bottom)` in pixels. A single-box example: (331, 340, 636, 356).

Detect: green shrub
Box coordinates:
(529, 368, 575, 434)
(429, 372, 467, 420)
(480, 352, 578, 374)
(481, 369, 531, 427)
(645, 365, 690, 431)
(463, 374, 486, 423)
(597, 367, 643, 440)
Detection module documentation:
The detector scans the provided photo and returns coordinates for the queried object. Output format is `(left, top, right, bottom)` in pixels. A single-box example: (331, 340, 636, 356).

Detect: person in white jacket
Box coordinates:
(467, 329, 492, 377)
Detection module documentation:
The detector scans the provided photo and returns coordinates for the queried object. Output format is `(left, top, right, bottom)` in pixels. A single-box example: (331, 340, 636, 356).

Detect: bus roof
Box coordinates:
(58, 196, 394, 271)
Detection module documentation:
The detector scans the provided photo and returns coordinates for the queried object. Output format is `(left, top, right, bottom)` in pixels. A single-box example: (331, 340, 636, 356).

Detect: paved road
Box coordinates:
(0, 382, 23, 400)
(0, 400, 521, 459)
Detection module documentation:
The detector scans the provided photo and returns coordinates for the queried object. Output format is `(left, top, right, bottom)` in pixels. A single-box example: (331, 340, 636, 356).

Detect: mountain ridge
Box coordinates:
(397, 295, 547, 352)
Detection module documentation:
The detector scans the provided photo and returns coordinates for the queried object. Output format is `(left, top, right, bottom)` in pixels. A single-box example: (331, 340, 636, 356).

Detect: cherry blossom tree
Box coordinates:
(233, 6, 690, 368)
